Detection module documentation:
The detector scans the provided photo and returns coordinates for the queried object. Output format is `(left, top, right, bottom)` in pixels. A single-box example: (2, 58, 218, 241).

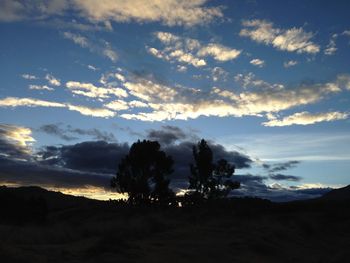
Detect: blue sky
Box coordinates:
(0, 0, 349, 200)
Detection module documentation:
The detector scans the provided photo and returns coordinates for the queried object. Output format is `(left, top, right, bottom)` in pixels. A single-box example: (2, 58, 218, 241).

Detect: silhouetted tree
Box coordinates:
(189, 139, 240, 200)
(210, 159, 240, 199)
(111, 140, 174, 204)
(189, 139, 213, 198)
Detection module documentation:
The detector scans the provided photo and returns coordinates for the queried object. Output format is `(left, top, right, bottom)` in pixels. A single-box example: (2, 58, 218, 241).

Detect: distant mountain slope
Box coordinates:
(321, 185, 350, 201)
(0, 185, 100, 211)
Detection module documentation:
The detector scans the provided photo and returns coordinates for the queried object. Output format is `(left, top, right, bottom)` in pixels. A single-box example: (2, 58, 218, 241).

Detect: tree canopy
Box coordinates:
(111, 140, 174, 204)
(189, 139, 240, 199)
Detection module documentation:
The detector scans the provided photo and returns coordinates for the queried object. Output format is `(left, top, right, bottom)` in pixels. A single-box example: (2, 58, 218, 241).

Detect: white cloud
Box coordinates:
(29, 85, 54, 91)
(211, 67, 228, 82)
(342, 30, 350, 36)
(234, 72, 284, 90)
(250, 58, 265, 67)
(0, 124, 35, 148)
(128, 100, 148, 108)
(72, 0, 223, 26)
(66, 81, 128, 99)
(102, 41, 118, 62)
(283, 60, 298, 68)
(0, 97, 114, 118)
(104, 100, 129, 111)
(116, 74, 348, 122)
(177, 65, 187, 72)
(197, 43, 241, 61)
(123, 78, 178, 102)
(263, 111, 348, 127)
(63, 31, 89, 47)
(45, 74, 61, 86)
(0, 97, 65, 108)
(21, 74, 38, 80)
(240, 19, 320, 54)
(63, 31, 118, 62)
(87, 65, 98, 71)
(114, 73, 125, 82)
(67, 104, 115, 118)
(324, 35, 337, 56)
(169, 49, 207, 67)
(149, 31, 241, 67)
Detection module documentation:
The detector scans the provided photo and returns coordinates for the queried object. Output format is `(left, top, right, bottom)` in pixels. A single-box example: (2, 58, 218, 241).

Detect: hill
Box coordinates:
(321, 185, 350, 201)
(0, 185, 349, 263)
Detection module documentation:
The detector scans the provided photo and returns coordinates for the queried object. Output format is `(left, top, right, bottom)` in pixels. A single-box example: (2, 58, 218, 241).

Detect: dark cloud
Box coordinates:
(231, 175, 331, 202)
(38, 123, 117, 142)
(112, 124, 143, 138)
(263, 160, 300, 173)
(0, 123, 327, 202)
(163, 140, 253, 179)
(0, 156, 111, 190)
(269, 174, 302, 182)
(38, 141, 129, 174)
(147, 125, 188, 145)
(38, 124, 77, 141)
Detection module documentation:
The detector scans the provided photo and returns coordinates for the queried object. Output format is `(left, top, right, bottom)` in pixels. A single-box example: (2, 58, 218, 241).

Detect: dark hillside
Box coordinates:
(0, 185, 349, 263)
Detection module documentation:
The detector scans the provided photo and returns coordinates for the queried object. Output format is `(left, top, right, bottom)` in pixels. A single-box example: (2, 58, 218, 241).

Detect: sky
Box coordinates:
(0, 0, 350, 201)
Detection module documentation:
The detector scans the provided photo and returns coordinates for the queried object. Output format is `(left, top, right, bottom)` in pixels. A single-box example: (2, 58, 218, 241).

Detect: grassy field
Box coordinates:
(0, 186, 349, 263)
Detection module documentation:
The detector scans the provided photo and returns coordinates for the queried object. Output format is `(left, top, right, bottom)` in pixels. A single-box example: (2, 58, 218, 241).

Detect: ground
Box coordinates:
(0, 186, 349, 263)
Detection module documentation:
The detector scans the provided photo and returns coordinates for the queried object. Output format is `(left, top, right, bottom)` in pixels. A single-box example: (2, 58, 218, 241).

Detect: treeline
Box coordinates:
(111, 139, 240, 205)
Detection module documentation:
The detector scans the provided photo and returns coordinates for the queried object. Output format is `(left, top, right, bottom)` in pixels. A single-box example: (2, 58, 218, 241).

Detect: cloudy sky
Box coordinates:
(0, 0, 349, 201)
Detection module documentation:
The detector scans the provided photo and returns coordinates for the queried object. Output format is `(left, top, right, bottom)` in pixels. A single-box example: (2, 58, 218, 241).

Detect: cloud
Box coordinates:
(263, 160, 300, 173)
(38, 124, 76, 141)
(0, 122, 334, 201)
(0, 124, 35, 159)
(263, 111, 348, 127)
(0, 156, 113, 191)
(324, 33, 339, 56)
(72, 0, 223, 27)
(0, 97, 66, 108)
(66, 81, 128, 99)
(87, 65, 98, 71)
(123, 77, 178, 102)
(21, 74, 38, 80)
(0, 0, 69, 22)
(232, 180, 332, 202)
(104, 99, 129, 111)
(283, 60, 298, 68)
(38, 123, 117, 142)
(250, 58, 265, 67)
(119, 73, 347, 122)
(63, 31, 118, 62)
(63, 31, 89, 47)
(0, 0, 223, 27)
(38, 140, 129, 174)
(148, 31, 241, 68)
(0, 0, 26, 22)
(146, 125, 189, 145)
(211, 67, 228, 82)
(240, 19, 320, 54)
(45, 74, 61, 86)
(66, 104, 115, 118)
(269, 174, 302, 182)
(29, 85, 54, 91)
(0, 97, 115, 118)
(197, 43, 241, 61)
